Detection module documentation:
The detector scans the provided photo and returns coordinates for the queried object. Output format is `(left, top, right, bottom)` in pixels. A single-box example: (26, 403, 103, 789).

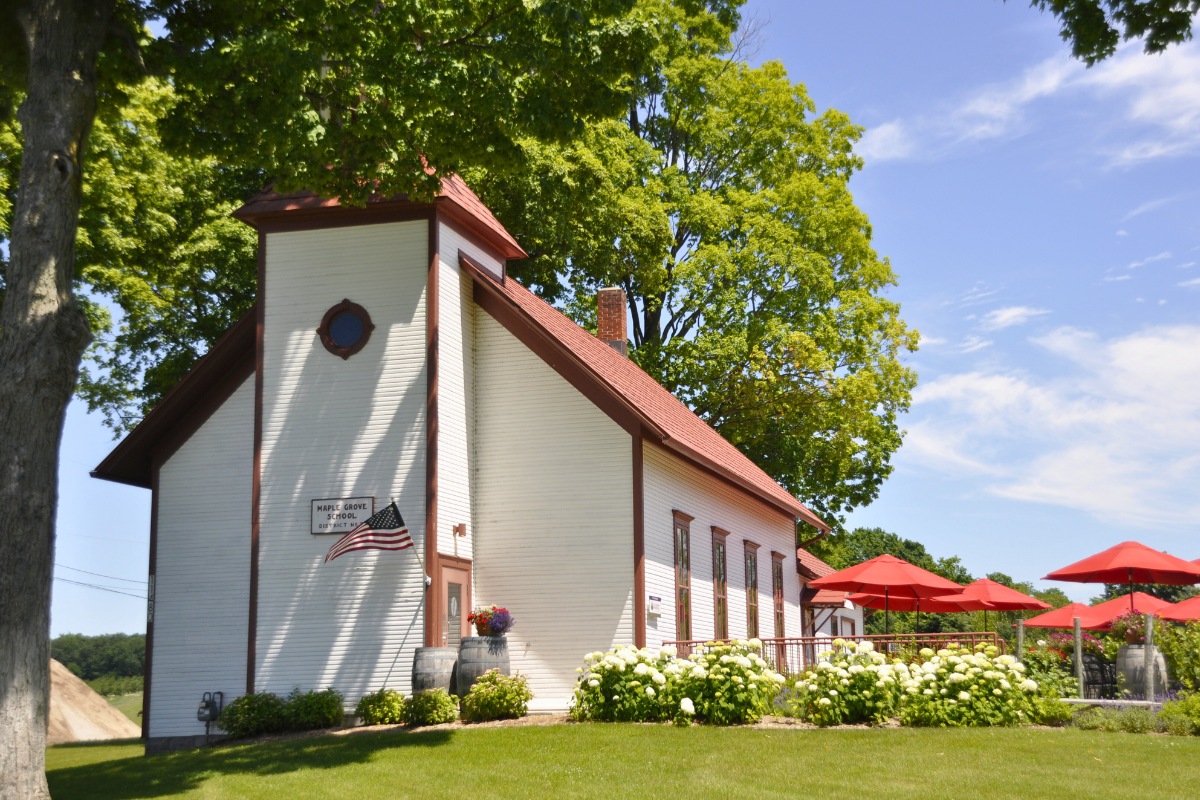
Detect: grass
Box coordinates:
(107, 692, 144, 725)
(47, 724, 1200, 799)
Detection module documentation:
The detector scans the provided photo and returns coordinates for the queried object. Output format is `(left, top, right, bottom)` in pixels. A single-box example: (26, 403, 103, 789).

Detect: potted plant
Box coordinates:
(1110, 612, 1146, 645)
(468, 605, 514, 638)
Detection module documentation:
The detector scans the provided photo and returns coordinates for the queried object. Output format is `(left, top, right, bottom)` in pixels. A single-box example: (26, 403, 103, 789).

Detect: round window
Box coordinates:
(317, 299, 374, 359)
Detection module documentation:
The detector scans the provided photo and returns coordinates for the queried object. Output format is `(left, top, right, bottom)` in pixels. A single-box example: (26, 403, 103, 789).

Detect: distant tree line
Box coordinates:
(51, 633, 144, 681)
(809, 527, 1074, 638)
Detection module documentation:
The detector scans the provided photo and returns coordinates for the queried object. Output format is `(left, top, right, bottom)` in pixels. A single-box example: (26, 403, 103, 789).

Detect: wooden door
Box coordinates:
(440, 558, 471, 649)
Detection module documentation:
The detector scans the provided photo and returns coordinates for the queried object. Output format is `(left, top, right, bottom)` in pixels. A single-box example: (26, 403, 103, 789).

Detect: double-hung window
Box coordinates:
(712, 528, 729, 640)
(744, 541, 760, 639)
(673, 512, 693, 641)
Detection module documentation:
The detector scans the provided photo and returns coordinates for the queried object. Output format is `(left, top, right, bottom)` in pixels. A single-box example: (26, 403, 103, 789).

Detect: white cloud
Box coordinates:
(1128, 251, 1171, 269)
(858, 42, 1200, 165)
(906, 324, 1200, 527)
(944, 282, 1001, 308)
(1121, 195, 1182, 221)
(978, 305, 1051, 331)
(1083, 44, 1200, 164)
(858, 121, 916, 162)
(1103, 274, 1132, 282)
(918, 335, 948, 347)
(958, 336, 993, 353)
(1179, 277, 1200, 288)
(1116, 229, 1129, 237)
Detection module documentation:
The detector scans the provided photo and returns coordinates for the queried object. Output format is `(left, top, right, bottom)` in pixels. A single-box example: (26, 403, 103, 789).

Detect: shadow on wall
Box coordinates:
(48, 730, 454, 800)
(255, 239, 429, 699)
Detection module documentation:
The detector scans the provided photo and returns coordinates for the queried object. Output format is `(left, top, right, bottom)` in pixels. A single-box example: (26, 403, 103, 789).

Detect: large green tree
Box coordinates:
(0, 2, 647, 797)
(1030, 0, 1200, 64)
(469, 0, 918, 525)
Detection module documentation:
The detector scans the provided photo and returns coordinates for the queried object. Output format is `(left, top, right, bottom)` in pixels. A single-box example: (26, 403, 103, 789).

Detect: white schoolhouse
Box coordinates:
(93, 176, 843, 751)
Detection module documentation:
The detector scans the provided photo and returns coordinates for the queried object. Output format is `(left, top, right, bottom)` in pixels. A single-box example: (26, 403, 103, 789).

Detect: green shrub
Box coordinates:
(86, 675, 144, 697)
(1116, 706, 1160, 733)
(405, 689, 458, 726)
(1159, 693, 1200, 736)
(218, 692, 288, 738)
(355, 688, 407, 726)
(1020, 643, 1079, 699)
(1072, 707, 1109, 731)
(1157, 622, 1200, 692)
(1073, 705, 1161, 734)
(461, 670, 533, 722)
(895, 644, 1040, 728)
(1031, 696, 1075, 727)
(284, 687, 344, 731)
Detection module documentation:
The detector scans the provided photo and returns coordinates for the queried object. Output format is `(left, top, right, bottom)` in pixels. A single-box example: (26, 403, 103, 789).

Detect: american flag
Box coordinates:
(324, 502, 413, 563)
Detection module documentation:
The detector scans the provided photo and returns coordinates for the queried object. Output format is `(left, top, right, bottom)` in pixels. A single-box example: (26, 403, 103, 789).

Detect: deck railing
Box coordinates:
(664, 632, 1005, 676)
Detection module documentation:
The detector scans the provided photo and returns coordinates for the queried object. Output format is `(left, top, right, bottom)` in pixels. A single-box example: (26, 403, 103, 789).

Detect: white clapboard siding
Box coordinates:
(150, 377, 253, 738)
(473, 312, 634, 711)
(642, 442, 804, 649)
(434, 222, 493, 558)
(257, 222, 428, 701)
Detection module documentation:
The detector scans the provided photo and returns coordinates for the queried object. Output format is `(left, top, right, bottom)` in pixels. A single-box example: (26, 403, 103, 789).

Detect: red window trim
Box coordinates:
(744, 540, 759, 639)
(712, 527, 729, 640)
(771, 552, 786, 640)
(673, 511, 693, 641)
(316, 298, 375, 360)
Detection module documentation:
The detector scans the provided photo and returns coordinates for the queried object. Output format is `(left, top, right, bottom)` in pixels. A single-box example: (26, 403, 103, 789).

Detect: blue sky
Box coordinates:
(50, 1, 1200, 635)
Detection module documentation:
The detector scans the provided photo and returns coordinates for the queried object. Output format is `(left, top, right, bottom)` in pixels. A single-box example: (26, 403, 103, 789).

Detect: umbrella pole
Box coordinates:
(885, 587, 890, 635)
(1129, 569, 1135, 615)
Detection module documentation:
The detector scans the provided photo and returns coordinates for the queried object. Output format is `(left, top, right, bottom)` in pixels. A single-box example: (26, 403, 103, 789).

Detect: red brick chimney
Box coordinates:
(597, 287, 628, 356)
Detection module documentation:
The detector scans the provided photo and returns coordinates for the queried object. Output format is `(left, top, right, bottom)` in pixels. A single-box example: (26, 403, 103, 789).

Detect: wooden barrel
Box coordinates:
(412, 647, 457, 694)
(456, 636, 510, 696)
(1115, 644, 1167, 698)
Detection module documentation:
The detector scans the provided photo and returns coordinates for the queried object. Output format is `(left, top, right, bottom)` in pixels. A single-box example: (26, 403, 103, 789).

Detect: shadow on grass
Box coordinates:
(48, 729, 454, 800)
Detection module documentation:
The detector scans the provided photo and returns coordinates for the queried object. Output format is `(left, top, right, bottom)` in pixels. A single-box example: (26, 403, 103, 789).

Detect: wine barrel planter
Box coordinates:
(1115, 644, 1167, 698)
(412, 647, 458, 694)
(456, 636, 510, 696)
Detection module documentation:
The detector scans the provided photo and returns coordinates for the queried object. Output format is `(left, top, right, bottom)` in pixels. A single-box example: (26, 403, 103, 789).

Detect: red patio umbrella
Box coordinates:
(929, 578, 1050, 630)
(1159, 595, 1200, 623)
(809, 554, 964, 633)
(847, 592, 992, 614)
(1023, 602, 1102, 630)
(1043, 541, 1200, 615)
(1085, 592, 1173, 629)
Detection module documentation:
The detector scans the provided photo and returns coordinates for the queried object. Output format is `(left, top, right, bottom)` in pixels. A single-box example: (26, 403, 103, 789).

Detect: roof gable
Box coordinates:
(234, 175, 525, 260)
(460, 254, 827, 530)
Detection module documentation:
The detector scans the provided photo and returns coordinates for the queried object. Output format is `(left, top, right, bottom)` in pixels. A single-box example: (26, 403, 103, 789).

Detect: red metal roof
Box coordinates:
(794, 549, 847, 606)
(234, 175, 525, 260)
(468, 259, 827, 530)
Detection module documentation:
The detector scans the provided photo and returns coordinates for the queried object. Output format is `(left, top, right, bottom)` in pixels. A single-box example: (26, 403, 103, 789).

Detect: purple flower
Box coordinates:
(488, 609, 514, 635)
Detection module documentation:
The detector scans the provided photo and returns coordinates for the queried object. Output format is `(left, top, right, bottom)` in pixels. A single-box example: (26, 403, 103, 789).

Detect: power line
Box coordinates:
(58, 532, 145, 544)
(54, 577, 147, 601)
(56, 563, 147, 585)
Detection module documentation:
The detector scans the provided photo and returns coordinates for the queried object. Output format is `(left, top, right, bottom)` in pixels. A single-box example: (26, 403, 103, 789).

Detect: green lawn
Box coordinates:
(107, 692, 143, 725)
(47, 724, 1200, 799)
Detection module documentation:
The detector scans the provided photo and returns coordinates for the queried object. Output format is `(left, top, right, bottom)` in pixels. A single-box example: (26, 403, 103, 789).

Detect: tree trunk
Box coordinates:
(0, 2, 111, 798)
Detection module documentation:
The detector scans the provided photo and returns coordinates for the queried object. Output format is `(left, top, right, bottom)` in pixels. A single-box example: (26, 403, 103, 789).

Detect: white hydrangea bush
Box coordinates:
(781, 639, 903, 725)
(896, 643, 1040, 727)
(570, 640, 783, 725)
(783, 641, 1043, 728)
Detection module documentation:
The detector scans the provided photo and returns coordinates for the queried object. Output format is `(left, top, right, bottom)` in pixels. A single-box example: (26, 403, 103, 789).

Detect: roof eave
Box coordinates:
(91, 309, 257, 488)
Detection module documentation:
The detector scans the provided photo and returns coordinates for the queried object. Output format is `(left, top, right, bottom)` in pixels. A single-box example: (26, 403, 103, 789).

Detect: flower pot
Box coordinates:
(474, 621, 490, 637)
(1124, 630, 1142, 645)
